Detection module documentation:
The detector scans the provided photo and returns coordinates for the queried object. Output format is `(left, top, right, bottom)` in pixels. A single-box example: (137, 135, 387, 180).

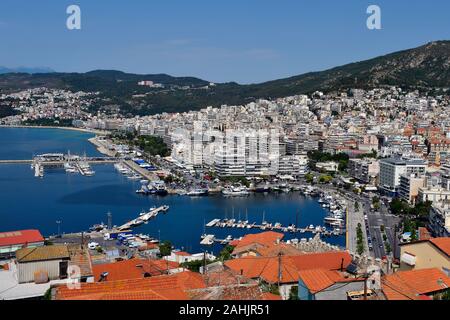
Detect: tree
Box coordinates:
(354, 201, 360, 212)
(289, 286, 299, 300)
(159, 241, 172, 257)
(218, 245, 235, 261)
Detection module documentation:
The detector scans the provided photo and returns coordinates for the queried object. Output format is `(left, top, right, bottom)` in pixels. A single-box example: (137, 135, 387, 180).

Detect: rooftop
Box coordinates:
(92, 258, 180, 282)
(0, 230, 44, 247)
(382, 268, 450, 300)
(16, 245, 69, 263)
(54, 271, 206, 300)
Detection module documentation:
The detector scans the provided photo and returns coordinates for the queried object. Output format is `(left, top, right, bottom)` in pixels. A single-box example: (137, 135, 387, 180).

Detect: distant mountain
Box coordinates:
(0, 41, 449, 115)
(0, 66, 55, 74)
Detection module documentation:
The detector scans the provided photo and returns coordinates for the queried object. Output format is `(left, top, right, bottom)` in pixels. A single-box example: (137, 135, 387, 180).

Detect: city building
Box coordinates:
(398, 174, 426, 204)
(379, 158, 426, 195)
(428, 202, 450, 237)
(348, 159, 379, 184)
(399, 237, 450, 273)
(0, 229, 44, 259)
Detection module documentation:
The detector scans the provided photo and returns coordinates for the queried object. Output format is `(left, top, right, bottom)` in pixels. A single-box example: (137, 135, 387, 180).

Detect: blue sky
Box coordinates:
(0, 0, 449, 83)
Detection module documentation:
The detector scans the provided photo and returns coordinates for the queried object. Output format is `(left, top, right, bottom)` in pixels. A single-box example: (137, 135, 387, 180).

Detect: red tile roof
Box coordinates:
(418, 227, 432, 241)
(0, 230, 44, 247)
(92, 258, 180, 282)
(233, 231, 284, 249)
(298, 269, 343, 294)
(288, 251, 352, 271)
(382, 268, 450, 300)
(429, 237, 450, 257)
(225, 251, 352, 285)
(55, 271, 206, 300)
(174, 251, 191, 256)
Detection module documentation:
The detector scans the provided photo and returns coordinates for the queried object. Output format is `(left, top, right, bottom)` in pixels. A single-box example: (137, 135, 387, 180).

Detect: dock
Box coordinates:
(118, 206, 169, 231)
(205, 219, 345, 237)
(200, 234, 215, 245)
(206, 219, 221, 227)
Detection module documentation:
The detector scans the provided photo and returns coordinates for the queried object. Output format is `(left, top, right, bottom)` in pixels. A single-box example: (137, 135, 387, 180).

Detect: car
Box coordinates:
(88, 242, 99, 250)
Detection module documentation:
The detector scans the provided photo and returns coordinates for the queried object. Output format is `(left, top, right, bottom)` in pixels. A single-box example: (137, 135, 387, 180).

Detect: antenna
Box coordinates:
(107, 212, 112, 230)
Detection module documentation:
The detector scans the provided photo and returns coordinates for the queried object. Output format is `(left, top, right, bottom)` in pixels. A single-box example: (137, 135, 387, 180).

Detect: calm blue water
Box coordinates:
(0, 127, 99, 159)
(0, 128, 345, 253)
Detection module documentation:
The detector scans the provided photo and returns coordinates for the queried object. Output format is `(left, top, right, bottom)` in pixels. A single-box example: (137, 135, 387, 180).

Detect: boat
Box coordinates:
(90, 223, 107, 232)
(136, 185, 149, 195)
(64, 162, 78, 173)
(254, 186, 270, 193)
(222, 186, 250, 197)
(187, 188, 209, 196)
(155, 187, 168, 196)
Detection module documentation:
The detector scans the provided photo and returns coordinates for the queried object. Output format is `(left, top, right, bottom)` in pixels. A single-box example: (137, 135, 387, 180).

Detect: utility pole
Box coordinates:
(203, 250, 207, 275)
(56, 220, 62, 238)
(107, 212, 112, 230)
(277, 252, 282, 289)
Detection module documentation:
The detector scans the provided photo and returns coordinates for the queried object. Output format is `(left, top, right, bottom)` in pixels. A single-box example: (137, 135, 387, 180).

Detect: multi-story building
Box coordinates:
(348, 159, 379, 184)
(379, 158, 426, 194)
(428, 203, 450, 238)
(398, 174, 425, 204)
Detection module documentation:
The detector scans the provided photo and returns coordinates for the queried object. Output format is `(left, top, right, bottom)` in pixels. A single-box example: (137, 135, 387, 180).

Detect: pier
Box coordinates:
(117, 205, 169, 231)
(205, 218, 345, 237)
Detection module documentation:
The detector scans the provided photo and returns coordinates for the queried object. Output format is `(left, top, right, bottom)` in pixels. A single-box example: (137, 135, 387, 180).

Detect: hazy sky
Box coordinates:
(0, 0, 449, 83)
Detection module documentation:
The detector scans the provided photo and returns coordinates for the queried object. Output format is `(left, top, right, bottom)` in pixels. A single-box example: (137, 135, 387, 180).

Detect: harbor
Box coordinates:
(0, 128, 346, 254)
(204, 218, 345, 237)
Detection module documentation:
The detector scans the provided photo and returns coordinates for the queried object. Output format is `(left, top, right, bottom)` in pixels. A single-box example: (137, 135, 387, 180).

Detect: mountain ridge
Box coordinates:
(0, 41, 449, 115)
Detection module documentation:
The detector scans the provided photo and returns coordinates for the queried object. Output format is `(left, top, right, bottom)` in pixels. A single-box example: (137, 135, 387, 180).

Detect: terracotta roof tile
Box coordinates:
(55, 271, 205, 300)
(92, 258, 180, 281)
(299, 269, 337, 293)
(429, 237, 450, 257)
(0, 230, 44, 247)
(233, 231, 284, 249)
(225, 251, 352, 285)
(382, 268, 450, 300)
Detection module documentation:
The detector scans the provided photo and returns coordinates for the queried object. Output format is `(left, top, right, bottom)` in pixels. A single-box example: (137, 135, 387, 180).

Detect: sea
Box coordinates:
(0, 127, 345, 253)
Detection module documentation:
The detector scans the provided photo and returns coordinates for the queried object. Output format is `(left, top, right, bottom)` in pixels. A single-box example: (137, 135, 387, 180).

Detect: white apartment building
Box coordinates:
(379, 158, 427, 193)
(417, 187, 450, 203)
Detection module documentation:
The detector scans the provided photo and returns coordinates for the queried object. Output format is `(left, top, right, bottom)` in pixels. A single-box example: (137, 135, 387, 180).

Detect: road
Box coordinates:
(362, 196, 401, 259)
(345, 196, 370, 256)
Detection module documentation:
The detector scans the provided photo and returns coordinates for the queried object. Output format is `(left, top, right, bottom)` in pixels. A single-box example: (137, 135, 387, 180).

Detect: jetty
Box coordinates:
(200, 234, 215, 246)
(117, 205, 169, 231)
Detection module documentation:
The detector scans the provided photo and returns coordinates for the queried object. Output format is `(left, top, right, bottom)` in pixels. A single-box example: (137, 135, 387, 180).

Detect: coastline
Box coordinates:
(0, 124, 114, 158)
(0, 124, 109, 136)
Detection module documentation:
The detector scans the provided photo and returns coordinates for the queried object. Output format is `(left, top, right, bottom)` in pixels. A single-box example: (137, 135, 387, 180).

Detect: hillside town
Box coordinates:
(0, 85, 450, 301)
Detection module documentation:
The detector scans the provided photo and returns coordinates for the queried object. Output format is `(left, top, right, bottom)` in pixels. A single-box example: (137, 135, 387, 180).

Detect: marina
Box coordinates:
(0, 127, 346, 254)
(205, 218, 345, 237)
